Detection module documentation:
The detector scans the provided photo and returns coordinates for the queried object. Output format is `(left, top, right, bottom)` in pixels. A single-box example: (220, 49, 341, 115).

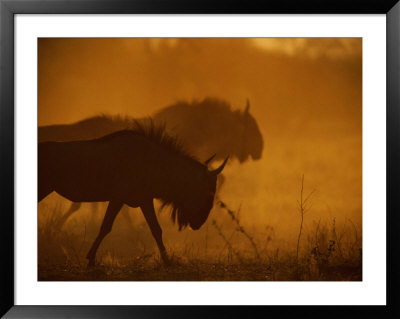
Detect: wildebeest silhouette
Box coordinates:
(39, 98, 263, 228)
(39, 122, 228, 266)
(39, 98, 263, 162)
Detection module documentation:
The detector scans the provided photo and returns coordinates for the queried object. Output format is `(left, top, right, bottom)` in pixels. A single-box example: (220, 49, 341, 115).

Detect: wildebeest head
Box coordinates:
(237, 100, 263, 163)
(150, 98, 263, 164)
(168, 155, 229, 231)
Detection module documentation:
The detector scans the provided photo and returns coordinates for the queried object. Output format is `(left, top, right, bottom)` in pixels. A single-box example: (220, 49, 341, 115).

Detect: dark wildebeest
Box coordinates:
(39, 98, 263, 228)
(39, 123, 228, 266)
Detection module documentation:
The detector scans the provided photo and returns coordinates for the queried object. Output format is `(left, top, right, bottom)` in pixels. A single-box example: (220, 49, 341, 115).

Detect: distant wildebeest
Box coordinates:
(39, 98, 263, 162)
(39, 123, 228, 266)
(39, 98, 263, 228)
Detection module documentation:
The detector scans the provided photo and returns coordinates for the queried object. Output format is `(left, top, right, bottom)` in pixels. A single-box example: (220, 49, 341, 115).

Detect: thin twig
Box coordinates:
(331, 218, 343, 259)
(296, 175, 305, 264)
(212, 219, 243, 263)
(218, 200, 260, 260)
(315, 218, 321, 248)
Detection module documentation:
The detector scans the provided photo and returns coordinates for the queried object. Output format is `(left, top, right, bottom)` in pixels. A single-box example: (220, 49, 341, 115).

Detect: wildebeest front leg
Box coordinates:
(86, 201, 123, 267)
(141, 200, 169, 264)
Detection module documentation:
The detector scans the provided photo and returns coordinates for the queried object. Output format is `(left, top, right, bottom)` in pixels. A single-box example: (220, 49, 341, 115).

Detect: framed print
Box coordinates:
(1, 0, 399, 318)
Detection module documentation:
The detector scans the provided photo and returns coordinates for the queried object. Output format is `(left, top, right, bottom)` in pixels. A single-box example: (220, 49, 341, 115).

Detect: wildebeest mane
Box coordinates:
(94, 120, 204, 230)
(95, 118, 197, 162)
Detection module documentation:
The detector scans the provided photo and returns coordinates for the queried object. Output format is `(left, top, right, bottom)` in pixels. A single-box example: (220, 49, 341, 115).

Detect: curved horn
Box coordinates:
(245, 99, 250, 113)
(210, 156, 229, 175)
(204, 153, 216, 165)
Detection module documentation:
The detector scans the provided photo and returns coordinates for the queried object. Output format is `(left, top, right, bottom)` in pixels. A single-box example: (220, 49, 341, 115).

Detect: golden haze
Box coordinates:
(38, 38, 362, 280)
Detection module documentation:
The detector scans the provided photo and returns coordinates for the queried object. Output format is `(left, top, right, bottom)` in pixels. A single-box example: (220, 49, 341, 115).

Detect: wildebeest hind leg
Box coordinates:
(55, 202, 81, 230)
(86, 201, 123, 267)
(140, 200, 169, 264)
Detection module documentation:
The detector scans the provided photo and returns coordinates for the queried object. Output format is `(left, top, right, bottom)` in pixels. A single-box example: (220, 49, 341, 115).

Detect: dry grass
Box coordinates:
(38, 198, 361, 282)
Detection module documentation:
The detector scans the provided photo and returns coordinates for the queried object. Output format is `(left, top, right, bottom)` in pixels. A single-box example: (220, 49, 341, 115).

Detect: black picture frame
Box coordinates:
(1, 1, 399, 318)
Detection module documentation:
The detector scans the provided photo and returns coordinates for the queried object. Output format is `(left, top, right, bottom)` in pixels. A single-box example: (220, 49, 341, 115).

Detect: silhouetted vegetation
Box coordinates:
(38, 193, 361, 281)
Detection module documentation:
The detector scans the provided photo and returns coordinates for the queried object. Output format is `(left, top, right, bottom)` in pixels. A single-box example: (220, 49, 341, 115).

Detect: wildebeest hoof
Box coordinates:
(87, 259, 96, 268)
(161, 254, 171, 266)
(162, 258, 171, 266)
(163, 260, 172, 267)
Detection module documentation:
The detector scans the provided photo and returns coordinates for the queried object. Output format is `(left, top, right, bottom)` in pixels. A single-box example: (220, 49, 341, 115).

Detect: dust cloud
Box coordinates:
(38, 38, 361, 280)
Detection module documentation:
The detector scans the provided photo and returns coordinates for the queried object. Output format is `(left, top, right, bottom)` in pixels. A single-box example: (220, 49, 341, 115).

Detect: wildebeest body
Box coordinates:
(39, 127, 227, 266)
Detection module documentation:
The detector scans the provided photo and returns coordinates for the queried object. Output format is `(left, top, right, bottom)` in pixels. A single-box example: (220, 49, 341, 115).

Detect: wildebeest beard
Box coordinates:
(160, 187, 215, 231)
